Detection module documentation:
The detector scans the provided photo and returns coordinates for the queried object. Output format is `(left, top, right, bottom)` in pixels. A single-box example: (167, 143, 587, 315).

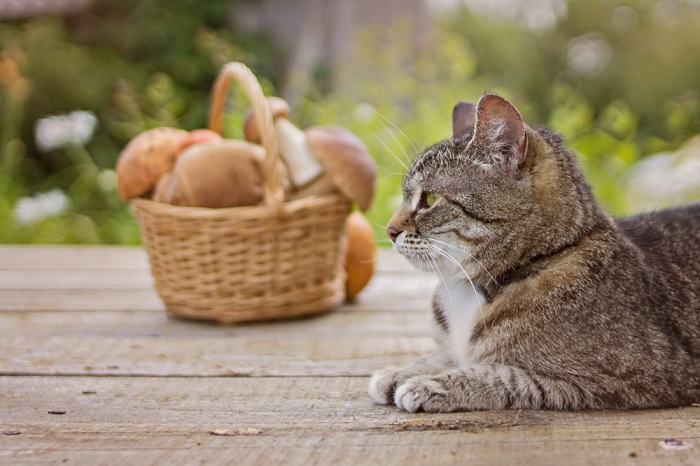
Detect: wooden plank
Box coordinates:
(1, 433, 696, 466)
(2, 376, 698, 435)
(0, 269, 156, 290)
(0, 289, 166, 312)
(0, 309, 433, 338)
(0, 289, 431, 313)
(0, 275, 436, 312)
(1, 376, 698, 465)
(0, 246, 412, 273)
(0, 269, 434, 293)
(0, 334, 435, 377)
(0, 246, 150, 270)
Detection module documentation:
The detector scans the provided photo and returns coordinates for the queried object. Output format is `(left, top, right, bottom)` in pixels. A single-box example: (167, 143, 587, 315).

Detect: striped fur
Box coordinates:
(369, 94, 700, 412)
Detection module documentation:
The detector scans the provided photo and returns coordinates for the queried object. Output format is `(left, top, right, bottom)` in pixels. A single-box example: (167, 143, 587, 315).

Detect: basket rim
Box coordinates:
(132, 193, 350, 220)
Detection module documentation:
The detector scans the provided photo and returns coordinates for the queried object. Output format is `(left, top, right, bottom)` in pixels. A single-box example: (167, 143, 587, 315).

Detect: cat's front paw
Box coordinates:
(368, 368, 401, 405)
(394, 375, 448, 413)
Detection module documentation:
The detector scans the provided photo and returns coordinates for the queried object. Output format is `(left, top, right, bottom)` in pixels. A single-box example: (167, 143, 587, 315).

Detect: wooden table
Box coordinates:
(0, 246, 697, 465)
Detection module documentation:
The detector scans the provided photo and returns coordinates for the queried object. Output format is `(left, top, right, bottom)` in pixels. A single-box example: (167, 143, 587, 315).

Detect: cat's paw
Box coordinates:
(394, 375, 448, 413)
(368, 368, 400, 405)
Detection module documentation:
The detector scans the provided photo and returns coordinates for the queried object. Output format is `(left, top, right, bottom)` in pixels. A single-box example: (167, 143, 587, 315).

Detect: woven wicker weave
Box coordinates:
(132, 62, 350, 323)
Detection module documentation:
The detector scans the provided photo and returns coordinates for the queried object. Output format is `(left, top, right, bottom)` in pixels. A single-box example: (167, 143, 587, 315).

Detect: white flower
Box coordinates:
(35, 111, 97, 152)
(567, 34, 612, 77)
(12, 189, 70, 225)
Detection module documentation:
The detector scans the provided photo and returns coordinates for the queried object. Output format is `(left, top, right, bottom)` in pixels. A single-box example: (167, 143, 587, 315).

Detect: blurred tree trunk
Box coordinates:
(231, 0, 431, 104)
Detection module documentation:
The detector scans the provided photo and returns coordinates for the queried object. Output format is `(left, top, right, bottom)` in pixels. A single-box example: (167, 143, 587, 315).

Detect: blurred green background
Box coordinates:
(1, 0, 699, 244)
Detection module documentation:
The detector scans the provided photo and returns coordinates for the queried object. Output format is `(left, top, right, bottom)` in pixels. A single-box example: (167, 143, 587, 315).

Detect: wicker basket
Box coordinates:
(132, 62, 351, 323)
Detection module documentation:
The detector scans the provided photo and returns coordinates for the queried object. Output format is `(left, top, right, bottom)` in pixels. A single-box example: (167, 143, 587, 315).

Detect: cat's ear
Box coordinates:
(469, 94, 527, 170)
(452, 102, 476, 138)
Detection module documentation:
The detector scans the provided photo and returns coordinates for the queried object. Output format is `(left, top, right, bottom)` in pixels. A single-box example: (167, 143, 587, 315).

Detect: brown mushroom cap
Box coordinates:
(116, 127, 189, 200)
(178, 129, 222, 151)
(156, 140, 266, 208)
(305, 126, 376, 211)
(243, 97, 291, 143)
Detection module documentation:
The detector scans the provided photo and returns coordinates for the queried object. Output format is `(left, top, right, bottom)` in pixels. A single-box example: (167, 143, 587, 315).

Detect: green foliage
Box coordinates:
(1, 0, 700, 244)
(0, 0, 280, 243)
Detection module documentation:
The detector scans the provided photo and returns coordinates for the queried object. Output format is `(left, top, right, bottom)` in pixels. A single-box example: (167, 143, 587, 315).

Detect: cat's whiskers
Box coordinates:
(373, 109, 420, 162)
(375, 117, 413, 168)
(379, 172, 406, 179)
(427, 252, 453, 311)
(428, 237, 498, 286)
(427, 243, 492, 335)
(427, 243, 484, 307)
(373, 134, 408, 170)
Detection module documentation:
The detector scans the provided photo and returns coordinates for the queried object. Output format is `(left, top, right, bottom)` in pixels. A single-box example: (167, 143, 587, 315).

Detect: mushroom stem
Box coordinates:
(274, 118, 323, 187)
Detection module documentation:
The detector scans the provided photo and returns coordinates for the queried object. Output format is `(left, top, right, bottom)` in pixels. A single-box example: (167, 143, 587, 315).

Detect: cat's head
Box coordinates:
(387, 94, 602, 285)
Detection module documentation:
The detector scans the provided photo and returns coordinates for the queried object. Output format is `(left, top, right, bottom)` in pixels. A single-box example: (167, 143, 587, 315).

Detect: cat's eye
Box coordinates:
(420, 192, 440, 209)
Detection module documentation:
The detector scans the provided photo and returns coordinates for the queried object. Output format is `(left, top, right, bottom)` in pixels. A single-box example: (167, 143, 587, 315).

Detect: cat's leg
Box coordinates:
(368, 352, 452, 405)
(393, 364, 590, 412)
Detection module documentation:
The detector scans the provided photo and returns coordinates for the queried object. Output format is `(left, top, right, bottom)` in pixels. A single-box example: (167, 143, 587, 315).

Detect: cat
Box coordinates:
(369, 94, 700, 412)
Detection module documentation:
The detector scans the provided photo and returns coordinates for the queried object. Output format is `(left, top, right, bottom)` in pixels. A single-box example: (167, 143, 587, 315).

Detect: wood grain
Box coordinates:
(1, 433, 696, 466)
(0, 309, 433, 338)
(1, 376, 698, 466)
(1, 246, 698, 466)
(0, 246, 412, 273)
(0, 334, 434, 377)
(0, 274, 436, 313)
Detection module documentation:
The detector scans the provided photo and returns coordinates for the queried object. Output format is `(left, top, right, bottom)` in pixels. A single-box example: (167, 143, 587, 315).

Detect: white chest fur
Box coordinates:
(442, 279, 483, 366)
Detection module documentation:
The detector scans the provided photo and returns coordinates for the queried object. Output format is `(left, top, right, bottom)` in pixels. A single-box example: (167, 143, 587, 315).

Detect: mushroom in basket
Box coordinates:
(116, 126, 289, 209)
(116, 98, 378, 301)
(153, 140, 266, 208)
(116, 127, 221, 201)
(245, 100, 377, 300)
(244, 103, 375, 210)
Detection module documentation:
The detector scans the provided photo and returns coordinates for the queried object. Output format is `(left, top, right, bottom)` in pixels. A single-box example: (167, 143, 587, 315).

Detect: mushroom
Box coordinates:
(345, 212, 376, 301)
(116, 127, 224, 201)
(153, 140, 266, 208)
(244, 97, 323, 188)
(302, 126, 375, 211)
(179, 129, 222, 149)
(243, 97, 290, 143)
(116, 127, 189, 201)
(243, 98, 376, 210)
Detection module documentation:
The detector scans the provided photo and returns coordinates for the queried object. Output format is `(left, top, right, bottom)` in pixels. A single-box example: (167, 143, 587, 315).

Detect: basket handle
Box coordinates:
(208, 62, 284, 209)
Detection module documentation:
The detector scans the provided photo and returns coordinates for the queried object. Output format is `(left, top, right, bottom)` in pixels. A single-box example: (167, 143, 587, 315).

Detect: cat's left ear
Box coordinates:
(452, 102, 476, 138)
(468, 94, 527, 171)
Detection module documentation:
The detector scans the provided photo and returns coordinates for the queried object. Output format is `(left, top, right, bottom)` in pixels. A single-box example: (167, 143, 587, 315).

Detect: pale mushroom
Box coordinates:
(153, 140, 266, 209)
(274, 118, 325, 187)
(243, 99, 376, 210)
(243, 97, 323, 188)
(243, 97, 291, 143)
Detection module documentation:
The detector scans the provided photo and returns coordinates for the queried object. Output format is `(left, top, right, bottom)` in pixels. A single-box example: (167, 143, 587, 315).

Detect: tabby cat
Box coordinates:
(369, 94, 699, 412)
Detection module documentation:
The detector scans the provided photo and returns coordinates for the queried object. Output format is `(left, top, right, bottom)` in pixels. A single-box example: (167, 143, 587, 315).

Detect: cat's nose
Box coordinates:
(387, 225, 402, 243)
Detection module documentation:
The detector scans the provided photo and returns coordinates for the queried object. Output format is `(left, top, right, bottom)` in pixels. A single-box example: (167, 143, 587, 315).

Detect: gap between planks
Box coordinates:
(0, 246, 412, 273)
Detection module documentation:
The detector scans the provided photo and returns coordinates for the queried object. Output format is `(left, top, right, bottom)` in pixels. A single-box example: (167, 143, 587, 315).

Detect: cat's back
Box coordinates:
(616, 203, 700, 270)
(615, 203, 700, 331)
